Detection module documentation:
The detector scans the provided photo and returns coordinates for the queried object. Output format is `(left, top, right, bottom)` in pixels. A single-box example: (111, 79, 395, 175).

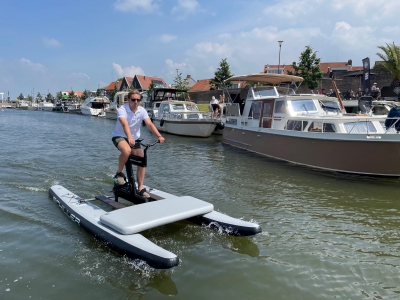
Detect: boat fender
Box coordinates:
(160, 118, 164, 127)
(385, 106, 400, 131)
(216, 121, 225, 130)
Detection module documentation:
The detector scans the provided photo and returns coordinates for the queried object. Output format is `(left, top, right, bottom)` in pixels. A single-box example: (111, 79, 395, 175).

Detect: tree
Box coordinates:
(376, 42, 400, 85)
(18, 93, 24, 100)
(173, 73, 190, 99)
(68, 90, 75, 100)
(57, 91, 63, 101)
(36, 92, 42, 101)
(46, 93, 53, 102)
(209, 58, 234, 90)
(96, 88, 102, 96)
(27, 95, 33, 102)
(287, 46, 323, 90)
(81, 90, 89, 101)
(147, 81, 156, 99)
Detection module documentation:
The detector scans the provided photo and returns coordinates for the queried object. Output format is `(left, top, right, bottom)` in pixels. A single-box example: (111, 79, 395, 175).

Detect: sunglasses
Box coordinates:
(129, 98, 141, 102)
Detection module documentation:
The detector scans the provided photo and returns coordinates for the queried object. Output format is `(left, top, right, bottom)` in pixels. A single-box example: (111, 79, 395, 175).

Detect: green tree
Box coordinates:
(18, 93, 24, 100)
(173, 73, 190, 99)
(287, 46, 323, 90)
(36, 92, 42, 101)
(46, 93, 53, 102)
(57, 91, 63, 101)
(27, 95, 33, 102)
(68, 90, 75, 100)
(111, 81, 119, 99)
(96, 88, 101, 96)
(81, 90, 89, 101)
(209, 58, 234, 90)
(376, 42, 400, 85)
(147, 81, 156, 99)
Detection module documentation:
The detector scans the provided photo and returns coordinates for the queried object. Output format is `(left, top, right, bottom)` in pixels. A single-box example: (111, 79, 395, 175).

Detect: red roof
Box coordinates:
(104, 81, 120, 91)
(190, 79, 213, 91)
(135, 75, 167, 89)
(264, 61, 363, 74)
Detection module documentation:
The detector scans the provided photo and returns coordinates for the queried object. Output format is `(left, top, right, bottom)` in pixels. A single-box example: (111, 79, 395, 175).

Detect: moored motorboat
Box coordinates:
(222, 73, 400, 176)
(105, 91, 129, 120)
(153, 100, 218, 137)
(80, 96, 110, 116)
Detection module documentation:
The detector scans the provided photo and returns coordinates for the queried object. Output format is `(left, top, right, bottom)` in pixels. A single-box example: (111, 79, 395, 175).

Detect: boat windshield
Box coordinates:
(171, 104, 185, 111)
(291, 100, 317, 113)
(185, 103, 199, 111)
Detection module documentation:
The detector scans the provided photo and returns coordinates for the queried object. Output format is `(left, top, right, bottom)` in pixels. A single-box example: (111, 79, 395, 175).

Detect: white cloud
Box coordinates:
(113, 63, 144, 77)
(114, 0, 159, 13)
(331, 22, 375, 49)
(160, 34, 177, 43)
(171, 0, 200, 19)
(19, 58, 46, 72)
(71, 73, 90, 80)
(42, 37, 61, 48)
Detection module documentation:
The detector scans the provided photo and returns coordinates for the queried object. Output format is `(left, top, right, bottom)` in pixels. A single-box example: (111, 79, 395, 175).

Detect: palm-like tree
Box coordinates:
(376, 42, 400, 85)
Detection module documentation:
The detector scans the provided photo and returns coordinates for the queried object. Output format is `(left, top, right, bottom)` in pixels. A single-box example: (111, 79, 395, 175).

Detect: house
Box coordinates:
(264, 59, 363, 76)
(132, 75, 168, 91)
(189, 79, 213, 91)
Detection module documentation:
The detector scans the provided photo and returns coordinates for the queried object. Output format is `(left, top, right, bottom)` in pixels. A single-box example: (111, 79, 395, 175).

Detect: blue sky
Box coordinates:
(1, 0, 399, 100)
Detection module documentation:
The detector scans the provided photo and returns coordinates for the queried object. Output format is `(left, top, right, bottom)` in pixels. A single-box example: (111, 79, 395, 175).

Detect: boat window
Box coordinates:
(379, 121, 397, 133)
(285, 120, 308, 131)
(308, 122, 336, 132)
(291, 100, 317, 113)
(185, 103, 199, 111)
(253, 86, 278, 98)
(274, 101, 286, 113)
(171, 104, 185, 111)
(160, 104, 170, 113)
(249, 102, 262, 119)
(343, 121, 377, 133)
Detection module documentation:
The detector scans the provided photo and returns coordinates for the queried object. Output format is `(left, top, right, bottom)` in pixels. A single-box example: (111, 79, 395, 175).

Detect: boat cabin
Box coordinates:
(224, 75, 395, 135)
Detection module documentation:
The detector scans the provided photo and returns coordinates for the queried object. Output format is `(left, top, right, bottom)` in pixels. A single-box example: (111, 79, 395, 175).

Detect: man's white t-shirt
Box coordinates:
(112, 104, 149, 140)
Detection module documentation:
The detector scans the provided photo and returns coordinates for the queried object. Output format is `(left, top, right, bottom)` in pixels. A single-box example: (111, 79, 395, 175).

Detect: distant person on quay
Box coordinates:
(210, 96, 220, 117)
(111, 89, 165, 198)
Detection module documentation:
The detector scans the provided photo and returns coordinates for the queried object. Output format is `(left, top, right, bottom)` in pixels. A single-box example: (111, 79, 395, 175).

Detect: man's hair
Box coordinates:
(128, 89, 141, 99)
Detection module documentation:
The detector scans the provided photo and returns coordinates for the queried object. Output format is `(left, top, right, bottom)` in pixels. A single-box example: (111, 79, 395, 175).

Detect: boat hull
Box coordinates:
(105, 110, 117, 120)
(222, 127, 400, 176)
(49, 185, 179, 269)
(153, 119, 216, 137)
(80, 107, 104, 116)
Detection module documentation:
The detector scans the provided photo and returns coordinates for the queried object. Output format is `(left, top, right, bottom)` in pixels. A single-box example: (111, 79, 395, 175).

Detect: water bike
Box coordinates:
(49, 139, 261, 269)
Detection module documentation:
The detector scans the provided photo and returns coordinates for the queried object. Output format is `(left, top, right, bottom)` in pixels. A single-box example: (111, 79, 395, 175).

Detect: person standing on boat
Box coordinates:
(210, 96, 220, 117)
(112, 89, 165, 198)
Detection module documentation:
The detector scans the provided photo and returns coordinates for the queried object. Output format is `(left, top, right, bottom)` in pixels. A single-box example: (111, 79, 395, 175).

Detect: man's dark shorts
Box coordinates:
(112, 136, 141, 149)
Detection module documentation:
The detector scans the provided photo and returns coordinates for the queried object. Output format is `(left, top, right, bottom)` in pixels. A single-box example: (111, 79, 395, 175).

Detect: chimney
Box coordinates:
(347, 59, 352, 66)
(292, 62, 296, 66)
(144, 75, 146, 80)
(186, 75, 191, 78)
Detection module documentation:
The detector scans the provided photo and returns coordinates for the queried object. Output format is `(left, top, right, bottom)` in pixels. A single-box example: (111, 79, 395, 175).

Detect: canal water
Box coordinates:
(1, 109, 400, 300)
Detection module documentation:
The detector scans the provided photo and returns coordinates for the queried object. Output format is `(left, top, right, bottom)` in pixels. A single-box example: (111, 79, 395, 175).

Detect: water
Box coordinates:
(1, 109, 400, 299)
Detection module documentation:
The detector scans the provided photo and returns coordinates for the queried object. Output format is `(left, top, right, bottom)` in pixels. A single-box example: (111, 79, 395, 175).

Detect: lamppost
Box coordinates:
(278, 40, 283, 74)
(176, 69, 179, 77)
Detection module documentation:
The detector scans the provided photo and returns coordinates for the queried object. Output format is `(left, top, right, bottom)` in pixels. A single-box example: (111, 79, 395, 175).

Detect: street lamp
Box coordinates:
(176, 69, 179, 77)
(278, 40, 284, 74)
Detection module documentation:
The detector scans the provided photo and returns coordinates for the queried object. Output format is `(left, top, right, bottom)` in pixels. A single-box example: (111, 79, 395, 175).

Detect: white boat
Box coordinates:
(64, 102, 81, 114)
(17, 100, 29, 110)
(38, 101, 55, 111)
(80, 96, 110, 116)
(105, 91, 129, 120)
(153, 100, 218, 137)
(222, 73, 400, 176)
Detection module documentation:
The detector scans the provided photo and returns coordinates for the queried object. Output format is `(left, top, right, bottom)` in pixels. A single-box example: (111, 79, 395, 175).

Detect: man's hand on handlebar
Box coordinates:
(157, 136, 165, 144)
